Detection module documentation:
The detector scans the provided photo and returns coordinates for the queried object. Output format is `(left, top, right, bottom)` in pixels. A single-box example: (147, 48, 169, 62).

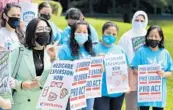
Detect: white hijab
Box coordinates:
(131, 10, 148, 35)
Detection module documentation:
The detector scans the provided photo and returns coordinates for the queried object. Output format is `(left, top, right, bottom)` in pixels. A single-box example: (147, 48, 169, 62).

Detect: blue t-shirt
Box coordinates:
(94, 43, 129, 98)
(58, 44, 90, 60)
(59, 26, 71, 45)
(60, 25, 99, 45)
(131, 46, 173, 107)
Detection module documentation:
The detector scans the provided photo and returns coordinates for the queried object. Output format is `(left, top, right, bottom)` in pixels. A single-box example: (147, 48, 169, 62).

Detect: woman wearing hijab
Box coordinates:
(118, 10, 148, 110)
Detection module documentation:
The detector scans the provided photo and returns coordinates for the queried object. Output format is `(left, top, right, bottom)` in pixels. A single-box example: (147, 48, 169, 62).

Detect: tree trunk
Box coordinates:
(160, 6, 164, 15)
(112, 0, 116, 10)
(136, 0, 139, 10)
(123, 3, 132, 23)
(172, 3, 173, 14)
(68, 0, 70, 8)
(153, 5, 157, 15)
(89, 0, 93, 14)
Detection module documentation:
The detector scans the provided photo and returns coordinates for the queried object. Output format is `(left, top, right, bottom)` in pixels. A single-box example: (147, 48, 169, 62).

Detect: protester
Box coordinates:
(60, 8, 99, 45)
(118, 10, 148, 110)
(11, 18, 56, 110)
(38, 2, 62, 44)
(0, 2, 24, 50)
(94, 22, 129, 110)
(0, 3, 24, 110)
(58, 20, 95, 110)
(131, 25, 173, 110)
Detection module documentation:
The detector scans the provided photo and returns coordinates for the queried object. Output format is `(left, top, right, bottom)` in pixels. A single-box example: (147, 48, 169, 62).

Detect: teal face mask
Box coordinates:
(74, 33, 88, 46)
(102, 35, 116, 45)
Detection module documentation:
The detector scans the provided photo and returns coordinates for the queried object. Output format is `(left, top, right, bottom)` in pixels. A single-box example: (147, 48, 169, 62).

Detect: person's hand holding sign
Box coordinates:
(157, 70, 172, 78)
(46, 44, 57, 62)
(98, 53, 105, 57)
(157, 70, 165, 77)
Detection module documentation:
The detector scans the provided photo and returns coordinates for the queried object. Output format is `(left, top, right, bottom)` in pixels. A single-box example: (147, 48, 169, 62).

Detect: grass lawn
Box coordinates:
(51, 16, 173, 110)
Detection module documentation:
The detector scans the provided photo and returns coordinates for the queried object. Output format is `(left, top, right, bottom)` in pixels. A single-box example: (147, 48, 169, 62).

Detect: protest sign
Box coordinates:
(131, 36, 145, 52)
(37, 60, 75, 110)
(70, 59, 91, 110)
(20, 2, 38, 30)
(104, 54, 128, 94)
(138, 64, 162, 102)
(0, 51, 12, 99)
(86, 56, 103, 99)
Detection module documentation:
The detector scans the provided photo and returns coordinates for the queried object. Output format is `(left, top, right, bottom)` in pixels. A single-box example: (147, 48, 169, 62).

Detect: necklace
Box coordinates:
(33, 49, 44, 67)
(38, 53, 41, 60)
(35, 50, 42, 60)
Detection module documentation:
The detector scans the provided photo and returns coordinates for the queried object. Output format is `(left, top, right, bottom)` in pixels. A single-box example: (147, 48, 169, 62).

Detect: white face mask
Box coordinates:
(133, 21, 145, 30)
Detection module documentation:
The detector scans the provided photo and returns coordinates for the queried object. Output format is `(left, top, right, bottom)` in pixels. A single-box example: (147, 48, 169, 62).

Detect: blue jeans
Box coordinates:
(66, 98, 94, 110)
(0, 108, 3, 110)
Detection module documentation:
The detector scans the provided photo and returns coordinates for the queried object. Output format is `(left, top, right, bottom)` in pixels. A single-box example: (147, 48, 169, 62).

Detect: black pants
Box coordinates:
(140, 106, 164, 110)
(94, 94, 124, 110)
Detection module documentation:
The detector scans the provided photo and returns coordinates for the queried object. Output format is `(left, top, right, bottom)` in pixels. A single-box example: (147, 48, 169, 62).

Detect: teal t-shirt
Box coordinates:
(131, 46, 173, 107)
(58, 44, 90, 60)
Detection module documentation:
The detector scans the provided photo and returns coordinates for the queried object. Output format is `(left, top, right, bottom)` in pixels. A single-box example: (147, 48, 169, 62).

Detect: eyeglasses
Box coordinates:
(36, 26, 51, 32)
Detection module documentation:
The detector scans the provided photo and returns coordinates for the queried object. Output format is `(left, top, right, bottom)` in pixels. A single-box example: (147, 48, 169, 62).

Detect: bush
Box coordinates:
(32, 0, 63, 16)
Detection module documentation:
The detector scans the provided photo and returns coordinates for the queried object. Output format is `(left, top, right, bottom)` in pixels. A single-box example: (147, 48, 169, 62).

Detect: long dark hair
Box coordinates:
(1, 3, 24, 43)
(145, 25, 164, 48)
(70, 20, 95, 58)
(24, 18, 52, 50)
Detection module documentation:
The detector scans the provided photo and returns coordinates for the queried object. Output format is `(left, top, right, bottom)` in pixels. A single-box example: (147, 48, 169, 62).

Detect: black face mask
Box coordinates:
(68, 19, 77, 27)
(7, 16, 20, 29)
(40, 14, 51, 20)
(36, 32, 50, 46)
(68, 23, 72, 27)
(147, 39, 160, 48)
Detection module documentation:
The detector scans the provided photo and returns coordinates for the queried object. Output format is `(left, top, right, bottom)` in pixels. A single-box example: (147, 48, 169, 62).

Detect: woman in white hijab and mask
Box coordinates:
(118, 10, 148, 110)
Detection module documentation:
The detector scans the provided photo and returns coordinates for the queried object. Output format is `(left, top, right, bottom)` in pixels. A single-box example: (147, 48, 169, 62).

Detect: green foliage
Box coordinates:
(140, 0, 172, 7)
(49, 1, 62, 16)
